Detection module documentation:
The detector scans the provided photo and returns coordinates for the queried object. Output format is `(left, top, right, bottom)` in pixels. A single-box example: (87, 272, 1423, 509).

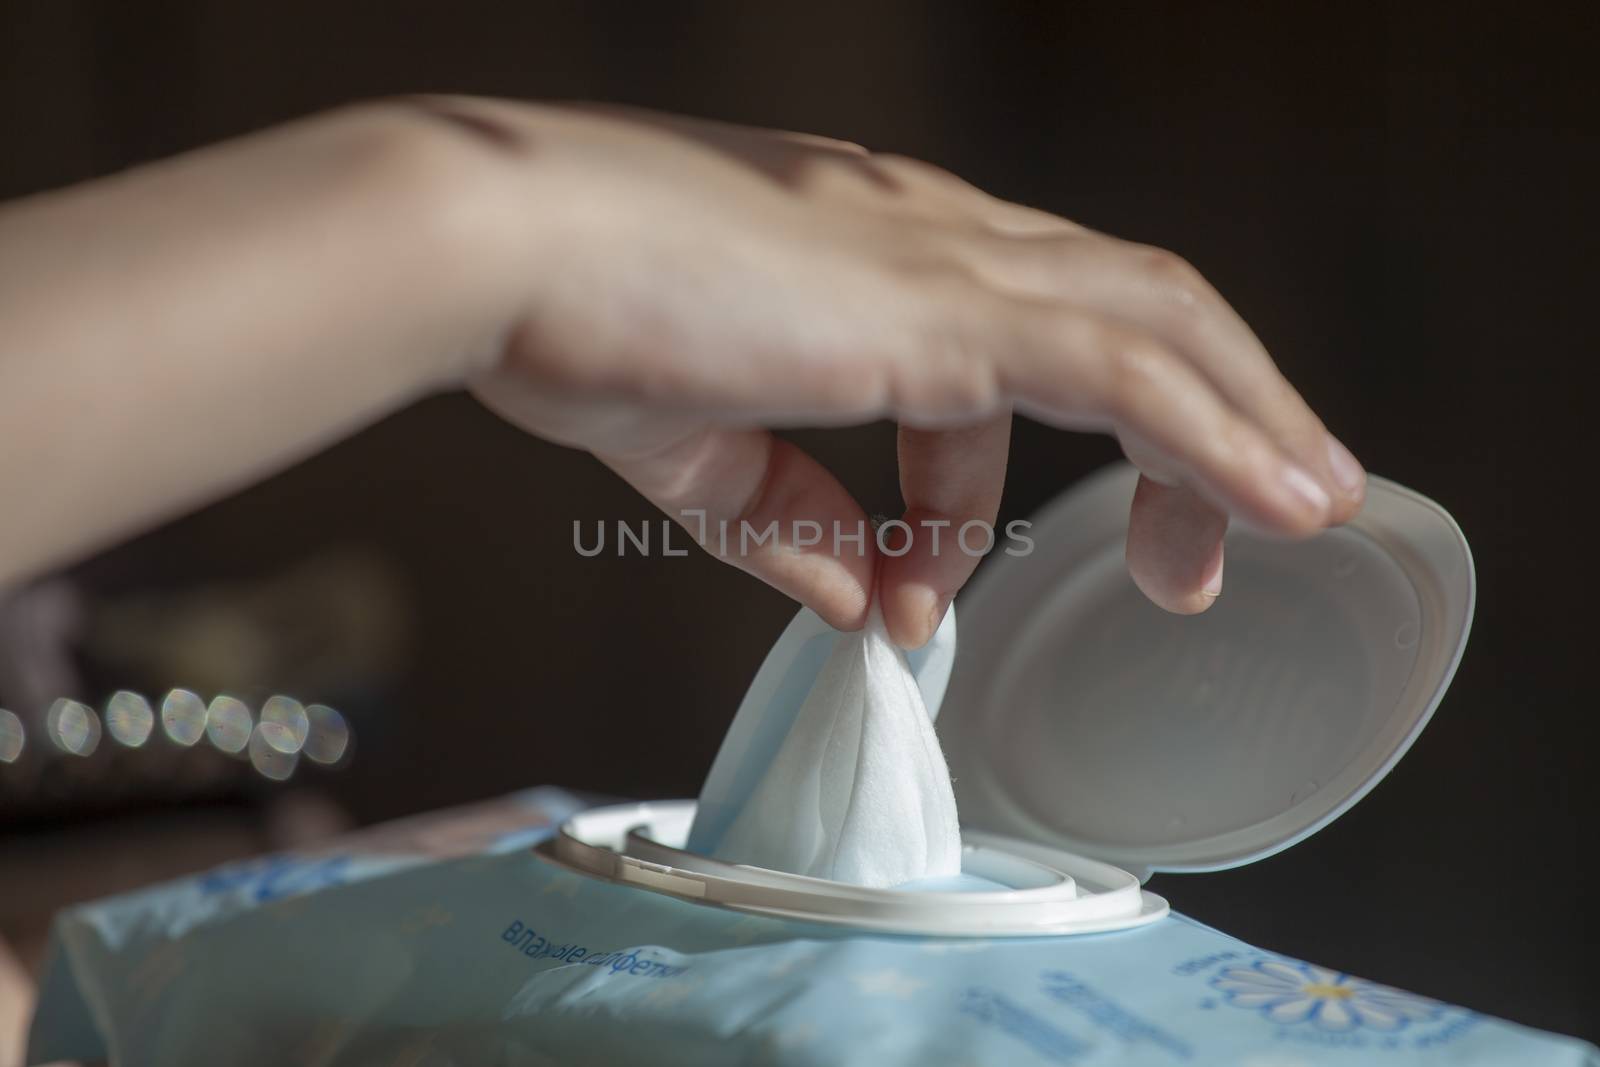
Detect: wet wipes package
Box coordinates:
(27, 464, 1598, 1064)
(27, 787, 1598, 1066)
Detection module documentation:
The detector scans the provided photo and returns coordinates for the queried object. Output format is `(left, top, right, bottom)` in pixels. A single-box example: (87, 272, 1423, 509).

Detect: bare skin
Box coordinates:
(0, 98, 1364, 648)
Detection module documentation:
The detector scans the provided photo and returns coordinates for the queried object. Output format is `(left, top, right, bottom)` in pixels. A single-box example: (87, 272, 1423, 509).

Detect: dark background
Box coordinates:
(1, 0, 1595, 1043)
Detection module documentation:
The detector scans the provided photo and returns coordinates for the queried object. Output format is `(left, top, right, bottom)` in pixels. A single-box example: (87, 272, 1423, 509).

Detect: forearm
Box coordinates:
(0, 95, 1361, 638)
(0, 103, 519, 586)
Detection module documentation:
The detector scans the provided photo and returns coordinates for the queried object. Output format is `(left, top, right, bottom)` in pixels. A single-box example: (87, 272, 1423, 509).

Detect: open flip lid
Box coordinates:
(939, 463, 1475, 882)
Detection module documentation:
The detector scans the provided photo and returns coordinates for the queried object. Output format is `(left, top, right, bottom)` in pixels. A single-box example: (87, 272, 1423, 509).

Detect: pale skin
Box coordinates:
(0, 98, 1365, 648)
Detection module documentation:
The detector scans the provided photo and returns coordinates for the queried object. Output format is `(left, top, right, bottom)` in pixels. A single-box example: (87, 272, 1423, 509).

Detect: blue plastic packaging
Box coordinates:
(28, 787, 1597, 1067)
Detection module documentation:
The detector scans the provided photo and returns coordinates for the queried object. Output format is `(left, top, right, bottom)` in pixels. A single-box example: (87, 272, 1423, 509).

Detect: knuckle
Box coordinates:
(833, 138, 870, 156)
(1213, 420, 1286, 489)
(1209, 414, 1256, 464)
(874, 151, 933, 174)
(1137, 246, 1210, 307)
(1103, 334, 1173, 408)
(1138, 246, 1199, 281)
(786, 130, 871, 157)
(875, 152, 970, 191)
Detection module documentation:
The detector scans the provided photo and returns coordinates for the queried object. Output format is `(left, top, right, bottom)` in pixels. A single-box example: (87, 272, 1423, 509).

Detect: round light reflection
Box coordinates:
(303, 704, 351, 765)
(258, 695, 309, 755)
(205, 695, 253, 755)
(46, 698, 101, 756)
(248, 724, 300, 781)
(0, 708, 23, 763)
(104, 690, 155, 747)
(161, 689, 208, 746)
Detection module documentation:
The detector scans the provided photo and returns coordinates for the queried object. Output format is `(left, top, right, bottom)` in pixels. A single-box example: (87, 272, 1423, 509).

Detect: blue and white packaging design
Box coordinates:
(26, 787, 1598, 1066)
(28, 467, 1590, 1064)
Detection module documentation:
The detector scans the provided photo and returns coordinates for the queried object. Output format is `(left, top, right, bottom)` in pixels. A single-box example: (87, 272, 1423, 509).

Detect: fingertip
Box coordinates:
(1324, 441, 1367, 525)
(1126, 474, 1229, 615)
(881, 579, 945, 649)
(1283, 434, 1365, 529)
(1327, 483, 1366, 526)
(1128, 546, 1223, 615)
(1146, 584, 1220, 616)
(1325, 435, 1367, 497)
(812, 573, 873, 633)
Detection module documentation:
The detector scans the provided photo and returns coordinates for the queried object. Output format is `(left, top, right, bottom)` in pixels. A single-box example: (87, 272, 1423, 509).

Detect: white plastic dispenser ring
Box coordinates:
(533, 466, 1471, 938)
(535, 801, 1167, 938)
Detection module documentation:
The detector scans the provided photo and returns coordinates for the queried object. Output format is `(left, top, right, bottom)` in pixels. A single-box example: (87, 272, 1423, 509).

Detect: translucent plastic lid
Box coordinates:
(939, 463, 1475, 881)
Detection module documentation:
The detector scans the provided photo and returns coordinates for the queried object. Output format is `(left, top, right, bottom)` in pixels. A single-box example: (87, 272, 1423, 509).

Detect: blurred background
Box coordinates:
(0, 0, 1594, 1048)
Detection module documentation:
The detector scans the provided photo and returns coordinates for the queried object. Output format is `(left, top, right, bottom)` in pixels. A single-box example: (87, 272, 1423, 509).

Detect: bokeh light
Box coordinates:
(104, 690, 155, 747)
(258, 694, 309, 755)
(6, 686, 351, 778)
(303, 704, 351, 765)
(46, 698, 101, 756)
(0, 708, 23, 763)
(247, 723, 299, 781)
(204, 695, 252, 755)
(161, 688, 207, 746)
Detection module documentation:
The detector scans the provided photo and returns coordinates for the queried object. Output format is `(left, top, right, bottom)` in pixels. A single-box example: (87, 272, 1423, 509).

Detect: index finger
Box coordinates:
(596, 425, 877, 632)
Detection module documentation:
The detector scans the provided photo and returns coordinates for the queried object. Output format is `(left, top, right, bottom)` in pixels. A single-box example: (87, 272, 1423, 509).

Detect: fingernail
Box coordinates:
(1325, 435, 1366, 496)
(1201, 551, 1224, 598)
(890, 587, 946, 649)
(1280, 463, 1332, 519)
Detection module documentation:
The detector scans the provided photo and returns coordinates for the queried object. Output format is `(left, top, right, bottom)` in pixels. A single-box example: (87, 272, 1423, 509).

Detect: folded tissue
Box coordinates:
(704, 603, 960, 887)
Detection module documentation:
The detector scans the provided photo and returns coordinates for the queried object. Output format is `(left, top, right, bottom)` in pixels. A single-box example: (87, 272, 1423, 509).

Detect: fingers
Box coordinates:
(596, 426, 876, 631)
(881, 415, 1012, 648)
(1126, 475, 1229, 615)
(959, 229, 1366, 520)
(1122, 431, 1231, 613)
(972, 294, 1333, 535)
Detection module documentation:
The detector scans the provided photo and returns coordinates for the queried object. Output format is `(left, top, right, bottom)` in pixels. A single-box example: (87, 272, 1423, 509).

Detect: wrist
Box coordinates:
(326, 99, 548, 393)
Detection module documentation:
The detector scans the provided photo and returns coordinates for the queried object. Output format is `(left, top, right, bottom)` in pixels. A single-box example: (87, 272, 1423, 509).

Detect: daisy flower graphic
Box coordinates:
(1211, 958, 1445, 1032)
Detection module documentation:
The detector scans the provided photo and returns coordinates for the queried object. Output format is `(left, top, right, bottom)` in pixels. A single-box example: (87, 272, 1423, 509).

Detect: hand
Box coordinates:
(450, 99, 1365, 645)
(0, 98, 1364, 641)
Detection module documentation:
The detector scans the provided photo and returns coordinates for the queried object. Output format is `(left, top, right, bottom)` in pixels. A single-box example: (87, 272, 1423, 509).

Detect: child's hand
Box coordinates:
(0, 97, 1363, 643)
(449, 100, 1364, 644)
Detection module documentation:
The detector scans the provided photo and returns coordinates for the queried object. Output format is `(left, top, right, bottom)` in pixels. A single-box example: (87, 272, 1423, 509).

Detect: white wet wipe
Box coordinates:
(701, 604, 961, 888)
